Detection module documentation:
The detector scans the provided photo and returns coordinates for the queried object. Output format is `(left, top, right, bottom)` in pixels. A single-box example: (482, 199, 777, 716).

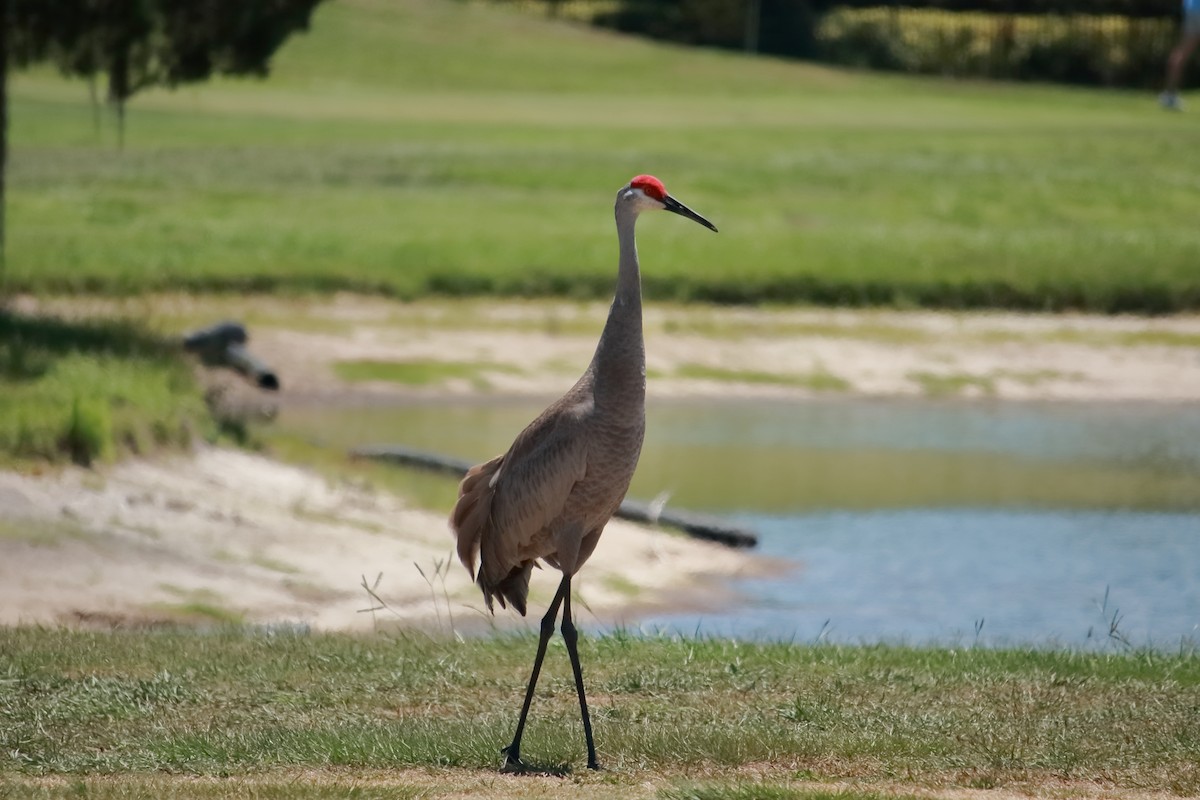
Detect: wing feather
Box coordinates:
(448, 398, 591, 612)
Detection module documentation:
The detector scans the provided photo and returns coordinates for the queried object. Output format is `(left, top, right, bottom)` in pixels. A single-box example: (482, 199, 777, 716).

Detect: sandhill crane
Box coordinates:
(450, 175, 717, 772)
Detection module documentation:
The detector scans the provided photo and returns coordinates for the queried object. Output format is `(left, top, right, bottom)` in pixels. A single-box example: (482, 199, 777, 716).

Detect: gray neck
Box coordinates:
(587, 201, 645, 409)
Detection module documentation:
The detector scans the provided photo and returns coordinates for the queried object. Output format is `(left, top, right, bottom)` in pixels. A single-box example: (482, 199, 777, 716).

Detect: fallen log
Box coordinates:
(350, 444, 758, 549)
(183, 321, 280, 391)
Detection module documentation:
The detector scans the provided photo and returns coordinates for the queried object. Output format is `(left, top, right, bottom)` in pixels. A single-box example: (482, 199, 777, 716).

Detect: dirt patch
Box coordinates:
(245, 301, 1200, 403)
(11, 766, 1187, 800)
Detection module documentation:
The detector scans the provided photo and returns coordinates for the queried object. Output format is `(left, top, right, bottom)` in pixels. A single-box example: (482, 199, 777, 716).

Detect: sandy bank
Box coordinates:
(0, 447, 760, 631)
(21, 294, 1200, 403)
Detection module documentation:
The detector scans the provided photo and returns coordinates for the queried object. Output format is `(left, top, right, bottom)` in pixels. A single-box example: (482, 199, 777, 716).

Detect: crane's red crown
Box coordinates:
(630, 175, 666, 201)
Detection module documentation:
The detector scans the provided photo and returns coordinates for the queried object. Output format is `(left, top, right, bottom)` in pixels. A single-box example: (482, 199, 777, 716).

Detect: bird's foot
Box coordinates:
(587, 758, 602, 771)
(500, 744, 525, 773)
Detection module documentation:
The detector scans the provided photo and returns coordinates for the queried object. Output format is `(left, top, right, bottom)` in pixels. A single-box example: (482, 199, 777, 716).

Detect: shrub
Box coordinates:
(814, 7, 1195, 88)
(584, 0, 1192, 88)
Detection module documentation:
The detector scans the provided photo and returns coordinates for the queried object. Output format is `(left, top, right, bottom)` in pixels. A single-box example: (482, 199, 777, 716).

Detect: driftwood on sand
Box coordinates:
(183, 321, 280, 391)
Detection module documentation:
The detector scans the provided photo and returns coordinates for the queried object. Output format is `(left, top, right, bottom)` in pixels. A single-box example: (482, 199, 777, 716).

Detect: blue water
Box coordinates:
(632, 400, 1200, 649)
(631, 509, 1200, 649)
(278, 396, 1200, 648)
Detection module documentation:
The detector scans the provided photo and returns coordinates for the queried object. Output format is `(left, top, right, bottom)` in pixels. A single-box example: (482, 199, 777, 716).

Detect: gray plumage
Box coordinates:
(447, 175, 716, 772)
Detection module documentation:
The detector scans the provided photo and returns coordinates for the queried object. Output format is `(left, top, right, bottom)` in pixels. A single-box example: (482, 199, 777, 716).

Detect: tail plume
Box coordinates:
(449, 453, 535, 617)
(450, 454, 503, 579)
(484, 562, 533, 616)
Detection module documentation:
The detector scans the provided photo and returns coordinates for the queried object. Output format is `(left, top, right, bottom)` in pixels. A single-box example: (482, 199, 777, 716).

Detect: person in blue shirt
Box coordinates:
(1161, 0, 1200, 109)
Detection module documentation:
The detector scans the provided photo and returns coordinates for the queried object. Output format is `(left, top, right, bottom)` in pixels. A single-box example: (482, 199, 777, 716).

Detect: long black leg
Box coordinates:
(501, 575, 570, 771)
(561, 579, 600, 770)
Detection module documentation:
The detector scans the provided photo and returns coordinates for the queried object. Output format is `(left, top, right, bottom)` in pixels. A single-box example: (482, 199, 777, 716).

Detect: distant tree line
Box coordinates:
(816, 0, 1178, 15)
(813, 5, 1188, 87)
(7, 0, 325, 146)
(582, 0, 1191, 87)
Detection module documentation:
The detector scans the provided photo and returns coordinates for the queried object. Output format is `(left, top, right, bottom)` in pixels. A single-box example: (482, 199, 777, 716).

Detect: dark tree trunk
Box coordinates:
(0, 0, 9, 289)
(108, 47, 129, 151)
(114, 96, 125, 150)
(88, 74, 101, 138)
(744, 0, 761, 53)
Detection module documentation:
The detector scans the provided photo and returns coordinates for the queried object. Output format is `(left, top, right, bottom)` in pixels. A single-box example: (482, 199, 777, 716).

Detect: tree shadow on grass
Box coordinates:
(0, 307, 195, 465)
(0, 307, 178, 383)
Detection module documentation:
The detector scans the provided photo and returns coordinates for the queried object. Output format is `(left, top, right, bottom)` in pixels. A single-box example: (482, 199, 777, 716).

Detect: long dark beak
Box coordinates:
(663, 194, 718, 233)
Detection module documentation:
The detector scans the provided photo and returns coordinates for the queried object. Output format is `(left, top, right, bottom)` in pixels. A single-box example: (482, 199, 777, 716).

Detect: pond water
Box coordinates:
(277, 397, 1200, 649)
(636, 509, 1200, 650)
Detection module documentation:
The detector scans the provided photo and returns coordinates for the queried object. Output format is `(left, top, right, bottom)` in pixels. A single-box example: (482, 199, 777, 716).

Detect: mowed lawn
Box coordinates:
(7, 0, 1200, 311)
(2, 628, 1199, 799)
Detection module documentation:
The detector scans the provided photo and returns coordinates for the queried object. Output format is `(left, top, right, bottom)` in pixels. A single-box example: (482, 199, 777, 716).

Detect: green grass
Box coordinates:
(907, 371, 996, 398)
(659, 314, 935, 344)
(601, 573, 643, 598)
(145, 603, 246, 626)
(149, 588, 245, 626)
(6, 0, 1200, 312)
(333, 358, 520, 388)
(0, 779, 429, 800)
(0, 628, 1197, 797)
(676, 363, 850, 391)
(0, 518, 89, 545)
(908, 368, 1070, 396)
(0, 310, 217, 465)
(247, 552, 303, 575)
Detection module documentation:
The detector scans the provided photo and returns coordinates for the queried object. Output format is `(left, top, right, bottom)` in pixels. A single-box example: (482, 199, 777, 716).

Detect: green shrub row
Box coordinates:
(817, 7, 1197, 88)
(583, 0, 1193, 87)
(825, 0, 1179, 17)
